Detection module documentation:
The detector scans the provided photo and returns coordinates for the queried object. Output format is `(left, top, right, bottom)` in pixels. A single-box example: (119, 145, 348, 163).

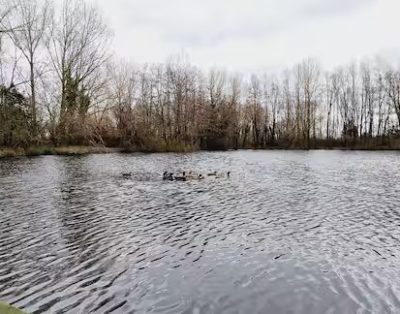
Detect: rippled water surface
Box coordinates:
(1, 151, 400, 313)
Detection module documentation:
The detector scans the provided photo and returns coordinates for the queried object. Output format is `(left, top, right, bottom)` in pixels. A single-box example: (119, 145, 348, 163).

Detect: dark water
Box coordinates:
(1, 151, 400, 314)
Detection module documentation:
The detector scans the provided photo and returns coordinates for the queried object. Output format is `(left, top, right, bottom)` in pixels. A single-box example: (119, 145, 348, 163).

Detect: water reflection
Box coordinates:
(1, 151, 400, 313)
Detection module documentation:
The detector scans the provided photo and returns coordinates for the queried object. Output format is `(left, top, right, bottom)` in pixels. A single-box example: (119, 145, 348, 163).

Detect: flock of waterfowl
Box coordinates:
(121, 171, 231, 181)
(162, 171, 230, 181)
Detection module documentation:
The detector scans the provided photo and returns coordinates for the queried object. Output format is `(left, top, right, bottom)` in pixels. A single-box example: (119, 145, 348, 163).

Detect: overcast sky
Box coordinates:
(95, 0, 400, 73)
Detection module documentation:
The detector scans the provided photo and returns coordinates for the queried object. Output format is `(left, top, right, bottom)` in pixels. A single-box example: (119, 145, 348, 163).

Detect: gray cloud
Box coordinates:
(113, 0, 376, 47)
(95, 0, 400, 72)
(300, 0, 375, 18)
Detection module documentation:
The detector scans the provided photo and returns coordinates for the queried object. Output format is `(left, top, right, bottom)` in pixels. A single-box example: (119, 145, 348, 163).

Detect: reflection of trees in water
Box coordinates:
(0, 157, 64, 302)
(54, 156, 134, 313)
(0, 156, 122, 311)
(56, 156, 111, 267)
(0, 158, 33, 178)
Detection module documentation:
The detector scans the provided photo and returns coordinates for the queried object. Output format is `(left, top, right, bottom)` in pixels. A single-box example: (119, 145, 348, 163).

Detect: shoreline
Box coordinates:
(2, 145, 400, 158)
(0, 146, 123, 158)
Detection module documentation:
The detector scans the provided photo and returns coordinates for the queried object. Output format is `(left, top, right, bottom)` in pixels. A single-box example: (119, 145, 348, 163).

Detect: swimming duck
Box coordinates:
(163, 171, 174, 181)
(122, 172, 132, 178)
(174, 171, 187, 181)
(207, 171, 217, 176)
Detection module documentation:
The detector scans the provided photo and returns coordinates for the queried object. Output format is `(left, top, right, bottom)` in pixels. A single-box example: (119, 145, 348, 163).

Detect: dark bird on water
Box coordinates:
(174, 171, 187, 181)
(162, 171, 228, 181)
(163, 171, 174, 181)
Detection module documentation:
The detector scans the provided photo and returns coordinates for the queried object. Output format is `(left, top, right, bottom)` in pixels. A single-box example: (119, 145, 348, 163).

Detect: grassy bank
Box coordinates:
(0, 143, 198, 158)
(3, 140, 400, 158)
(0, 146, 122, 158)
(0, 301, 25, 314)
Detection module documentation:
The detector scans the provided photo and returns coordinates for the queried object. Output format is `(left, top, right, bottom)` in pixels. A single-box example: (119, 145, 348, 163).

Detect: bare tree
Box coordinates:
(3, 0, 400, 152)
(246, 74, 263, 147)
(385, 70, 400, 128)
(295, 59, 320, 147)
(0, 2, 20, 34)
(3, 0, 52, 138)
(48, 0, 112, 143)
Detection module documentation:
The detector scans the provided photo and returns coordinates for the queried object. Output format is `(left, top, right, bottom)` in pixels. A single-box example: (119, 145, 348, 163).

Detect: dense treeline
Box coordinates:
(2, 0, 400, 152)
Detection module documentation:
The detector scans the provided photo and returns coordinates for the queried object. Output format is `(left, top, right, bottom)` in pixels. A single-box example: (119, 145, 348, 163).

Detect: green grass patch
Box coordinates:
(0, 301, 25, 314)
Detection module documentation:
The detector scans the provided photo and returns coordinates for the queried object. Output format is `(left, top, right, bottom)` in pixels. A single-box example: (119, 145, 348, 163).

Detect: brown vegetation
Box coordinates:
(0, 146, 120, 158)
(2, 0, 400, 155)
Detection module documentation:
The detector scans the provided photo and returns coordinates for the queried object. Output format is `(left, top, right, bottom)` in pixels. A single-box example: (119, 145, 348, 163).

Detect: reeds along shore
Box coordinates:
(3, 137, 400, 158)
(0, 146, 120, 158)
(2, 1, 400, 153)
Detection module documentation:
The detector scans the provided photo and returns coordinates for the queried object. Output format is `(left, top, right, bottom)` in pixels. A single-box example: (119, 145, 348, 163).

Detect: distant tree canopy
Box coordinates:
(2, 0, 400, 151)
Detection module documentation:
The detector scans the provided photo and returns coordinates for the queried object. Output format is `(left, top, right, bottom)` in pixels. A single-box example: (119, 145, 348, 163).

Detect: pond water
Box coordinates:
(1, 151, 400, 314)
